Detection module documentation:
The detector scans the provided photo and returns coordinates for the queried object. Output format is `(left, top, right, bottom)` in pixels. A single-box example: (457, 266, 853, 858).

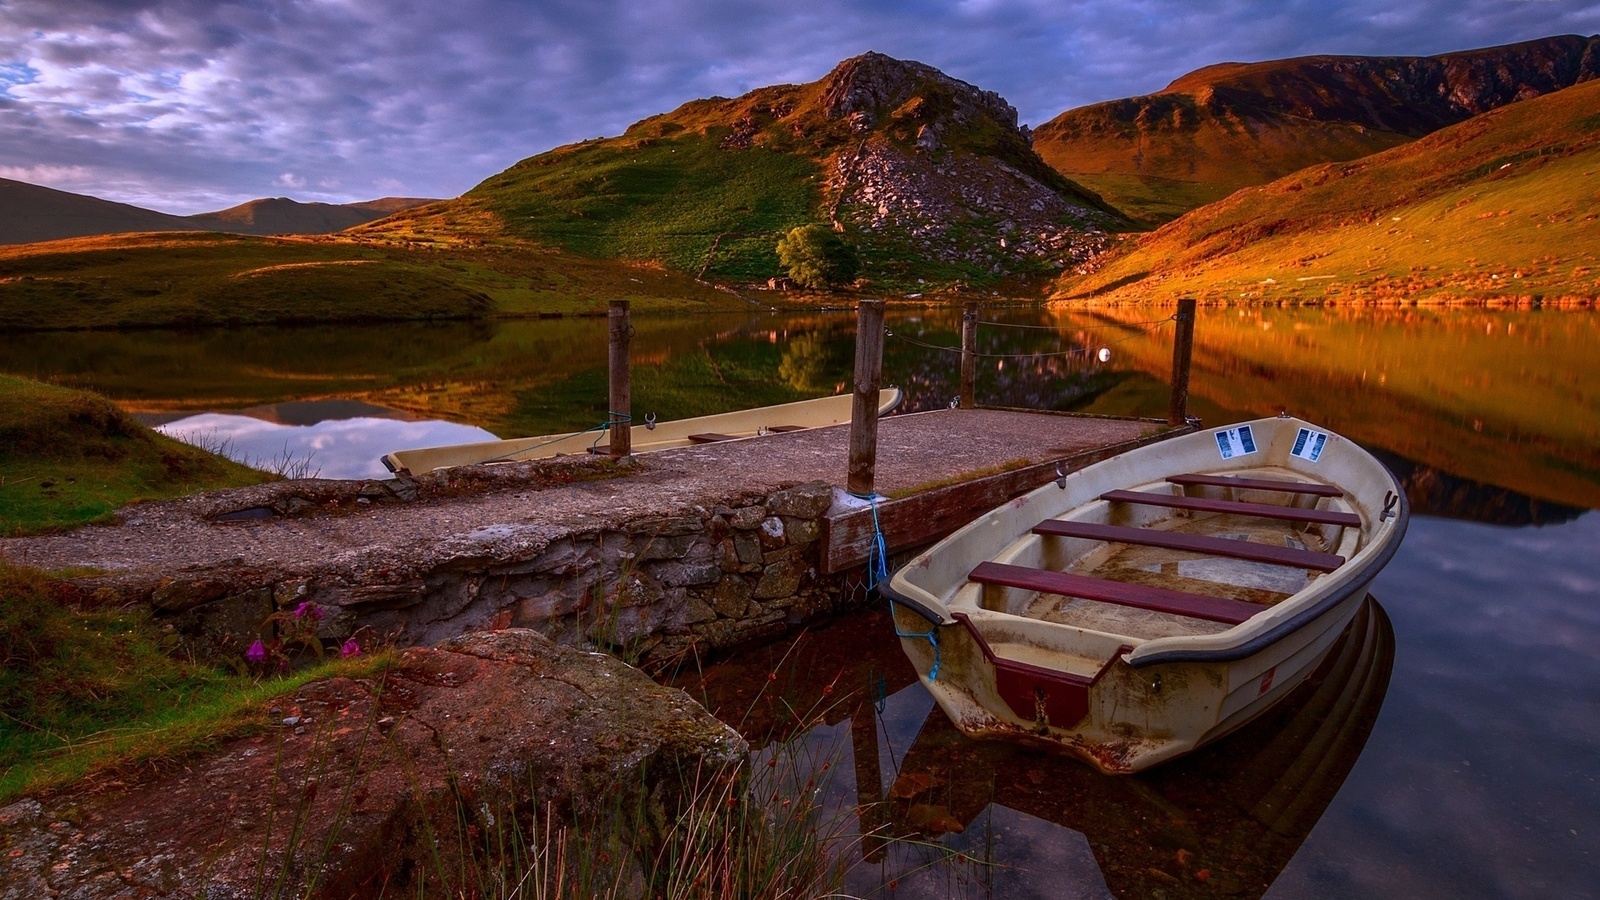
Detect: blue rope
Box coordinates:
(865, 494, 889, 590)
(866, 495, 942, 680)
(587, 410, 633, 452)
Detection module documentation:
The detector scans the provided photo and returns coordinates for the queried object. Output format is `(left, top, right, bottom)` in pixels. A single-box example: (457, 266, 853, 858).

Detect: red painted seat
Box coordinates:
(1167, 473, 1343, 497)
(1100, 490, 1361, 527)
(1032, 519, 1345, 572)
(968, 561, 1263, 625)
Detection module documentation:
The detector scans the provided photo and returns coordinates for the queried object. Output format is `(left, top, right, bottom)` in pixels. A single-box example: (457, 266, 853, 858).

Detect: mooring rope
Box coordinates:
(476, 411, 634, 464)
(868, 494, 943, 681)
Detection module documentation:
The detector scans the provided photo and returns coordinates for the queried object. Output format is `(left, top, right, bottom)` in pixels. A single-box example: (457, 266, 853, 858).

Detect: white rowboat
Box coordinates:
(882, 415, 1407, 773)
(381, 388, 903, 475)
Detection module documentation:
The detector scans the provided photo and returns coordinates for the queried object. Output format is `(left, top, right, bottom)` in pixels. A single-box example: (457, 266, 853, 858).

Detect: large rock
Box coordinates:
(0, 629, 746, 899)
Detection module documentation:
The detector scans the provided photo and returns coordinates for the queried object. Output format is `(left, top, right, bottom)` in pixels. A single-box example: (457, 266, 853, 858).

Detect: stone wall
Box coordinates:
(164, 480, 863, 671)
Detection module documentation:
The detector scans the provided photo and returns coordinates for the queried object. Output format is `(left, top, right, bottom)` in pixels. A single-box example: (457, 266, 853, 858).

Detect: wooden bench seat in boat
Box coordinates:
(1167, 473, 1344, 497)
(968, 561, 1262, 625)
(766, 425, 807, 433)
(1100, 490, 1362, 527)
(1032, 519, 1346, 572)
(687, 432, 739, 443)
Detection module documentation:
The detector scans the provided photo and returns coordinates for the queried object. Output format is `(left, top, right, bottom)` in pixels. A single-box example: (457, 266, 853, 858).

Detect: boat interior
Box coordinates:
(971, 467, 1367, 646)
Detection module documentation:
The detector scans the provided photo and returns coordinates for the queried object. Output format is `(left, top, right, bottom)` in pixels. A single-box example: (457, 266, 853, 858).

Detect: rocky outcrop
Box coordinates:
(816, 53, 1121, 279)
(0, 629, 746, 898)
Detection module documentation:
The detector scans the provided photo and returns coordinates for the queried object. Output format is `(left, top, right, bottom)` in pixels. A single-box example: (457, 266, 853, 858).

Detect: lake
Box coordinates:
(4, 303, 1596, 897)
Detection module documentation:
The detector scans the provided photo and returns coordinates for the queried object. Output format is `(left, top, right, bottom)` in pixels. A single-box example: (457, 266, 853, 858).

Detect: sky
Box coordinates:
(2, 0, 1597, 215)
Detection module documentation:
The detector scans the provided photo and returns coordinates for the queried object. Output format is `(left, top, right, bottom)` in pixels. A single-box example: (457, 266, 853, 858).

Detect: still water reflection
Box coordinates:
(3, 304, 1597, 896)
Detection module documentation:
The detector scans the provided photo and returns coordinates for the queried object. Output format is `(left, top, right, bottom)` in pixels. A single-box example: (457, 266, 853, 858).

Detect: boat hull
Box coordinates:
(884, 416, 1407, 773)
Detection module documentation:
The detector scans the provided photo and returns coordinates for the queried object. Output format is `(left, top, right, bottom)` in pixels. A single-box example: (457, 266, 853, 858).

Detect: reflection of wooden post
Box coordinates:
(1169, 297, 1197, 426)
(851, 702, 888, 862)
(848, 299, 885, 497)
(609, 300, 632, 457)
(959, 301, 978, 409)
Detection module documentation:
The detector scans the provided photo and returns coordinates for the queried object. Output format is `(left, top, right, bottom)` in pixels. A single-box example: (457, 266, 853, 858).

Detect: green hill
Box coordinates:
(0, 230, 746, 331)
(1052, 77, 1600, 306)
(360, 52, 1124, 292)
(1033, 35, 1599, 225)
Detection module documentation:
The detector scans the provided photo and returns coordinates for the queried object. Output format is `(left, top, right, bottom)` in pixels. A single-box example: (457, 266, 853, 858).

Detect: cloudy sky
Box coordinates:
(3, 0, 1597, 214)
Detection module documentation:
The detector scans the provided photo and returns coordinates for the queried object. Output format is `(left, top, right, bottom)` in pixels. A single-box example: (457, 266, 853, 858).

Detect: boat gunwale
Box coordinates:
(883, 417, 1409, 667)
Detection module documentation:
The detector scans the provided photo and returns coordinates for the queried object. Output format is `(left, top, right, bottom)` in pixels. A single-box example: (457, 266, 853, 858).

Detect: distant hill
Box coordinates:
(1052, 76, 1600, 305)
(1033, 34, 1600, 225)
(186, 196, 440, 235)
(0, 178, 440, 245)
(359, 52, 1125, 291)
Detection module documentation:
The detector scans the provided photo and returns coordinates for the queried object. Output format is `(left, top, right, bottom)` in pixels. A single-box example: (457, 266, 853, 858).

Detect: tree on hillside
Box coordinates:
(775, 225, 859, 289)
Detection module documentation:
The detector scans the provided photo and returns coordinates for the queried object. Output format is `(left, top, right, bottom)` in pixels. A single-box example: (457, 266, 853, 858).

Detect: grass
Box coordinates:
(471, 131, 824, 278)
(0, 230, 749, 332)
(1054, 78, 1600, 305)
(0, 558, 394, 803)
(0, 373, 271, 534)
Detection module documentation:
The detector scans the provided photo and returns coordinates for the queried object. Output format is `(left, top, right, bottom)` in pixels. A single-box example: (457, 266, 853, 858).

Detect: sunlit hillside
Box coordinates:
(1032, 35, 1599, 225)
(1053, 78, 1600, 306)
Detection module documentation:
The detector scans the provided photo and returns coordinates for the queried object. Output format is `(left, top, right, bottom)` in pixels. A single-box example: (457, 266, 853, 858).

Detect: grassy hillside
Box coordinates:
(1054, 78, 1600, 305)
(363, 53, 1118, 292)
(0, 230, 747, 331)
(0, 374, 270, 534)
(1033, 35, 1599, 225)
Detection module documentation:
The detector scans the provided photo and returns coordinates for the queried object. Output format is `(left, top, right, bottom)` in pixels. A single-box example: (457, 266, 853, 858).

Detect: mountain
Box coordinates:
(360, 52, 1125, 291)
(1052, 76, 1600, 305)
(186, 196, 440, 235)
(0, 178, 198, 244)
(0, 178, 440, 245)
(1033, 34, 1600, 225)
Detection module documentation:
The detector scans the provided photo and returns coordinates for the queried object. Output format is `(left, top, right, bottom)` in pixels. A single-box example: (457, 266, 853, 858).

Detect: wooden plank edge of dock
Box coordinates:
(820, 421, 1192, 574)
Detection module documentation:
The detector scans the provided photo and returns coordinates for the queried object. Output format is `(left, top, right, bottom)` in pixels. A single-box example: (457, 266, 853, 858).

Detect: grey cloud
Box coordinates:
(1, 0, 1595, 213)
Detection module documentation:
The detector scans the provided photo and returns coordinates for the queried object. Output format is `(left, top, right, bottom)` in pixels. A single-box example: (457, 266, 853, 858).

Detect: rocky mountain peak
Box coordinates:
(819, 51, 1020, 133)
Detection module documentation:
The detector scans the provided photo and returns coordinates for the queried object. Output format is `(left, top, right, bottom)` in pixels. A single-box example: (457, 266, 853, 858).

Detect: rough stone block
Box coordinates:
(725, 505, 768, 530)
(710, 576, 753, 617)
(734, 533, 764, 566)
(779, 516, 821, 545)
(753, 554, 808, 600)
(651, 559, 722, 588)
(633, 516, 704, 538)
(635, 533, 698, 561)
(758, 516, 786, 550)
(767, 482, 833, 518)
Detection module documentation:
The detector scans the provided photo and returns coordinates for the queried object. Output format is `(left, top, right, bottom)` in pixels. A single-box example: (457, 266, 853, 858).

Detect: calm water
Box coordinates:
(5, 304, 1597, 897)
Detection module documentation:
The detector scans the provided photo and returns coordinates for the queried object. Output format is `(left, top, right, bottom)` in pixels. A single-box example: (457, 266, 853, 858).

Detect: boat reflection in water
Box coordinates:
(876, 596, 1394, 898)
(672, 596, 1393, 898)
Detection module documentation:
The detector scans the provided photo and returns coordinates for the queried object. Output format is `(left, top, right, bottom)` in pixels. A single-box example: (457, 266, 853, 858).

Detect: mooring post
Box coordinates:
(608, 299, 632, 457)
(1169, 297, 1197, 426)
(959, 301, 978, 409)
(848, 299, 886, 496)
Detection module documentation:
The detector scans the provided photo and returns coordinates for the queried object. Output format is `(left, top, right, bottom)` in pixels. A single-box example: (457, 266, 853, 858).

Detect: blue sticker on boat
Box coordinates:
(1292, 427, 1330, 462)
(1216, 426, 1259, 459)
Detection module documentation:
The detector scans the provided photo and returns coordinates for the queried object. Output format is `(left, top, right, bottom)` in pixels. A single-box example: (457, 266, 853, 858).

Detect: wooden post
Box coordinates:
(848, 299, 886, 497)
(1169, 297, 1197, 426)
(608, 299, 632, 457)
(959, 301, 978, 409)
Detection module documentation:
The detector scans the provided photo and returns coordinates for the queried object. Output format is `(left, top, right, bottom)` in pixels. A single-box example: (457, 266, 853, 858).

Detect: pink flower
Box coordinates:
(294, 601, 323, 621)
(339, 639, 361, 658)
(246, 640, 267, 664)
